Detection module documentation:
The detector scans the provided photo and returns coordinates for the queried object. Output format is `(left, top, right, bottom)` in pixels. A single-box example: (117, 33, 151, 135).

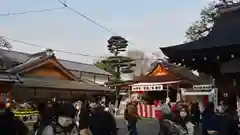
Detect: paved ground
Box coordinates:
(116, 116, 159, 135)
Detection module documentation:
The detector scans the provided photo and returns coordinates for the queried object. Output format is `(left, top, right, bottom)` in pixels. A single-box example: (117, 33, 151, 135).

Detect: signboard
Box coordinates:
(132, 83, 163, 91)
(192, 85, 218, 111)
(193, 84, 213, 91)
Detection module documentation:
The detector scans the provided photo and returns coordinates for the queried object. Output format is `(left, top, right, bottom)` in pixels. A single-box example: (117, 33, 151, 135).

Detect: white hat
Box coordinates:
(74, 100, 83, 107)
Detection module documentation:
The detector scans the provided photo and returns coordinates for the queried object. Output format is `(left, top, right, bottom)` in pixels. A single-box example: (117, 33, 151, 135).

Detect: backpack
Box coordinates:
(35, 122, 80, 135)
(124, 108, 129, 120)
(161, 119, 188, 135)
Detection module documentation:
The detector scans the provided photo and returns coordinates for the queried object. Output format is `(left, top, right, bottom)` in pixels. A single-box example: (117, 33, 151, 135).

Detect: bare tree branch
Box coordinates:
(0, 36, 12, 49)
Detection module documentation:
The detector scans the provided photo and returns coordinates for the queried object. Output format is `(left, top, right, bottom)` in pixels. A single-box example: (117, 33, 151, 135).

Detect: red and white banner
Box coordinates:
(137, 104, 156, 118)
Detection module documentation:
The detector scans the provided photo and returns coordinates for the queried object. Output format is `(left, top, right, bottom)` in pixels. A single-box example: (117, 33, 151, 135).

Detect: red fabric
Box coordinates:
(0, 103, 5, 109)
(155, 110, 163, 120)
(203, 96, 208, 106)
(154, 100, 158, 106)
(171, 104, 175, 112)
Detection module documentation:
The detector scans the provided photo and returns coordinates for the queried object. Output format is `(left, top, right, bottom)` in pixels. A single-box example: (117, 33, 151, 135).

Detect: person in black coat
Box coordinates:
(89, 103, 117, 135)
(217, 102, 238, 135)
(202, 102, 218, 135)
(0, 107, 29, 135)
(190, 102, 201, 125)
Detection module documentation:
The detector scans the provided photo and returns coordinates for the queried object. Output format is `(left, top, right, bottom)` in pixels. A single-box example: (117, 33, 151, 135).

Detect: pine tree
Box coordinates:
(103, 36, 136, 103)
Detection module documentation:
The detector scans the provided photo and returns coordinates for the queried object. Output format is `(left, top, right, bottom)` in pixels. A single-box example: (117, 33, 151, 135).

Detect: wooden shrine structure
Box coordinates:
(116, 61, 209, 103)
(160, 3, 240, 108)
(5, 49, 113, 102)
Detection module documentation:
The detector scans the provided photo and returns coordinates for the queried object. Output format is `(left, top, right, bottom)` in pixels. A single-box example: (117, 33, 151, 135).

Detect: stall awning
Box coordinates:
(131, 81, 181, 92)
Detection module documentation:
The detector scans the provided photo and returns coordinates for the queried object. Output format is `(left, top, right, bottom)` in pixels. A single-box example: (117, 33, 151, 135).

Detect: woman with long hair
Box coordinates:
(172, 106, 195, 135)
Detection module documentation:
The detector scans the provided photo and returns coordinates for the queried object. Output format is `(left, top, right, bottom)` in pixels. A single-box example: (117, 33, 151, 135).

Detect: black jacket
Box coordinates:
(0, 112, 29, 135)
(217, 113, 238, 135)
(89, 108, 117, 135)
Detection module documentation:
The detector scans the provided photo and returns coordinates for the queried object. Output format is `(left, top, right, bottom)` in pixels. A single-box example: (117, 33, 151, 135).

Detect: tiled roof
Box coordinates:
(0, 49, 29, 63)
(6, 52, 78, 81)
(16, 76, 114, 92)
(0, 71, 21, 83)
(0, 49, 111, 76)
(59, 59, 112, 76)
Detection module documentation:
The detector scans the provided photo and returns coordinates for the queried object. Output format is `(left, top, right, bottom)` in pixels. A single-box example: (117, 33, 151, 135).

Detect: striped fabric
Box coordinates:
(137, 104, 156, 118)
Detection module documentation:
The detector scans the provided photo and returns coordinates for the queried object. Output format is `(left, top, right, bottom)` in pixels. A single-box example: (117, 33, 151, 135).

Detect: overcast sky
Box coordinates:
(1, 0, 212, 64)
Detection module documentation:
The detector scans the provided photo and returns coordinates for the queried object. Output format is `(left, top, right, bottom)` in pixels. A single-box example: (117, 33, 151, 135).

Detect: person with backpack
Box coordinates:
(34, 102, 81, 135)
(124, 101, 140, 135)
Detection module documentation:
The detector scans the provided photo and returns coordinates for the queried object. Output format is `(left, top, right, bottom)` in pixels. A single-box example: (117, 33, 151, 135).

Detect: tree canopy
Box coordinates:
(185, 0, 240, 41)
(95, 36, 135, 82)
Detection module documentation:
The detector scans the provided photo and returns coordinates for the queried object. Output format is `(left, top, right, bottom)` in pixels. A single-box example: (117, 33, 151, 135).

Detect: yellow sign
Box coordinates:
(12, 109, 39, 117)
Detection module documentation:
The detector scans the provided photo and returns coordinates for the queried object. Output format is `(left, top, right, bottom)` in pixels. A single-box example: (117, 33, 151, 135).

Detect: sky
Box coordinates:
(1, 0, 212, 64)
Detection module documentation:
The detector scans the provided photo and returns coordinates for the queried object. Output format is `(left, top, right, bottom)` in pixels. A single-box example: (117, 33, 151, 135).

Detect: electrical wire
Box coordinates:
(0, 6, 66, 16)
(4, 37, 103, 58)
(1, 0, 160, 59)
(55, 0, 157, 55)
(4, 36, 160, 61)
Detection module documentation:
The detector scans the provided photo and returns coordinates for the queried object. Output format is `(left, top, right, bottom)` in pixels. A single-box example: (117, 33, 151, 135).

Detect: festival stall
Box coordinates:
(131, 81, 180, 118)
(181, 84, 218, 111)
(129, 62, 208, 119)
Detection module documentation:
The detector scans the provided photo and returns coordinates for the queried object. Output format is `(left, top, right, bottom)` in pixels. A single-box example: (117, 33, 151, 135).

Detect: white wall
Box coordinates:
(71, 70, 109, 85)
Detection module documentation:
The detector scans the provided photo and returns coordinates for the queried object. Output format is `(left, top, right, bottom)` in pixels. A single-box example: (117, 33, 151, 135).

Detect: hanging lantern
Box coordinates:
(231, 54, 234, 58)
(204, 57, 207, 60)
(192, 58, 195, 61)
(217, 56, 220, 59)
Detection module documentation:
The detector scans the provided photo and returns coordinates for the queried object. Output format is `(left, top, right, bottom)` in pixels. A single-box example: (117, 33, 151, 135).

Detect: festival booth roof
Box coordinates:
(160, 3, 240, 67)
(133, 62, 209, 86)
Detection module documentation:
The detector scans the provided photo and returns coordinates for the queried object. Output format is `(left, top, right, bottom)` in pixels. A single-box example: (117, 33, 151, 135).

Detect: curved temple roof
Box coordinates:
(160, 3, 240, 59)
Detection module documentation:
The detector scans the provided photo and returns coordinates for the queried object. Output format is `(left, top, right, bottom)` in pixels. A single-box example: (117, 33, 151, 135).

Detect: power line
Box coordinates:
(55, 0, 157, 55)
(56, 0, 117, 34)
(4, 37, 103, 58)
(4, 36, 160, 61)
(1, 0, 158, 56)
(0, 6, 65, 16)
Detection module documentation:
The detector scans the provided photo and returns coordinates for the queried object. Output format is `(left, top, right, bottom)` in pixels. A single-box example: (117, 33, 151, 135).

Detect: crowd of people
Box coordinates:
(123, 98, 240, 135)
(157, 100, 238, 135)
(1, 96, 240, 135)
(0, 99, 118, 135)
